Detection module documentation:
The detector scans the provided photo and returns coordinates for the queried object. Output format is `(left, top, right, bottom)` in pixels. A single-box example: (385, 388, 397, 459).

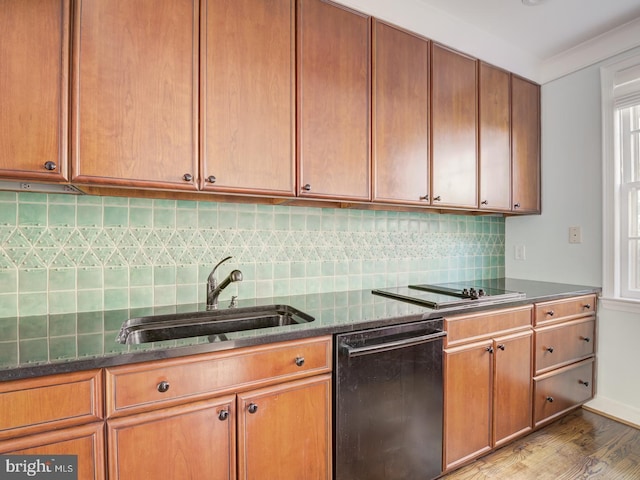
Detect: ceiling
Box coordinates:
(416, 0, 640, 61)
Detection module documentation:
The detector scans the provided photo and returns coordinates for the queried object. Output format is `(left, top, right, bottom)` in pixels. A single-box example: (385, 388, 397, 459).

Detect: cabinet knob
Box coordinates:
(419, 194, 429, 201)
(247, 403, 258, 414)
(581, 336, 591, 343)
(206, 175, 216, 183)
(579, 380, 590, 388)
(157, 381, 170, 393)
(497, 344, 505, 351)
(514, 202, 521, 209)
(486, 346, 494, 354)
(43, 161, 57, 171)
(433, 195, 442, 202)
(546, 346, 554, 353)
(301, 184, 311, 192)
(546, 310, 555, 317)
(295, 356, 305, 367)
(583, 303, 592, 310)
(481, 200, 488, 205)
(182, 173, 193, 182)
(546, 396, 554, 403)
(218, 409, 229, 421)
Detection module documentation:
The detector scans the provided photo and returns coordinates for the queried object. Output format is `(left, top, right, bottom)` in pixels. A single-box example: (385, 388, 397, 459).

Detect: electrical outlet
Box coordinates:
(515, 244, 526, 260)
(569, 226, 582, 244)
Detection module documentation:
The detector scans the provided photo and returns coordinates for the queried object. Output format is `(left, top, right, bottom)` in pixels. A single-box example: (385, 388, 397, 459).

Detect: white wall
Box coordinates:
(506, 47, 640, 426)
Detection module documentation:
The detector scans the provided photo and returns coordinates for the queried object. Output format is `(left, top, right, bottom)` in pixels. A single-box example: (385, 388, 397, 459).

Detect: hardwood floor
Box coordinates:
(440, 408, 640, 479)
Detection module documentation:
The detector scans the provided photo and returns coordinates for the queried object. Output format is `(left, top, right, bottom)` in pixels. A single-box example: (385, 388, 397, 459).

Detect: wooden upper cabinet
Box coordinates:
(372, 20, 430, 205)
(297, 0, 371, 201)
(479, 63, 511, 211)
(201, 0, 295, 196)
(0, 0, 70, 182)
(511, 75, 541, 213)
(431, 44, 478, 209)
(71, 0, 199, 190)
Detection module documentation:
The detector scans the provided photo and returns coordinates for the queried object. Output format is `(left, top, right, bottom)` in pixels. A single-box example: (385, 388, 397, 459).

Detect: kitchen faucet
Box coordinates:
(207, 256, 243, 310)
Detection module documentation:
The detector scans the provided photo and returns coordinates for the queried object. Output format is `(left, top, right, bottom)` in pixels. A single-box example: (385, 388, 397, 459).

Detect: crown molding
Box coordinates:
(540, 17, 640, 84)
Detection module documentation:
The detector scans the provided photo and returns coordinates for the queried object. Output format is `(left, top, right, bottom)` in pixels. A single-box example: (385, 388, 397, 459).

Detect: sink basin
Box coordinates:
(116, 305, 315, 344)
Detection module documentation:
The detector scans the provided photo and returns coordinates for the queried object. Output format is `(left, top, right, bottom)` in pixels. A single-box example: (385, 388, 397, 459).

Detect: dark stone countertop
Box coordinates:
(0, 278, 600, 382)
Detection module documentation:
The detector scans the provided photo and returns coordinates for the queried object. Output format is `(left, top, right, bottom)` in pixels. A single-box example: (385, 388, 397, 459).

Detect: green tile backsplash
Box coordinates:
(0, 192, 505, 318)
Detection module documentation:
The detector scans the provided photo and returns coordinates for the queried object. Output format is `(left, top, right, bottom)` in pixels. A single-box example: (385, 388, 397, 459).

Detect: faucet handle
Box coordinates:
(229, 296, 238, 308)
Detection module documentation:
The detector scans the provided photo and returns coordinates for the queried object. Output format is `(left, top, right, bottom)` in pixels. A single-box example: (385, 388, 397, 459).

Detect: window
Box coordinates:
(601, 53, 640, 309)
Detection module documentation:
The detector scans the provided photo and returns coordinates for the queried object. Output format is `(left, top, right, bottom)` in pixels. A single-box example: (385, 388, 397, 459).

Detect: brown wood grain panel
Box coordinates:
(479, 62, 511, 211)
(444, 305, 532, 346)
(237, 375, 331, 480)
(105, 336, 332, 417)
(0, 0, 69, 181)
(297, 0, 371, 201)
(372, 20, 430, 205)
(0, 369, 103, 440)
(535, 317, 596, 374)
(534, 294, 596, 326)
(511, 75, 541, 213)
(72, 0, 199, 189)
(0, 423, 105, 480)
(431, 44, 478, 208)
(201, 0, 295, 196)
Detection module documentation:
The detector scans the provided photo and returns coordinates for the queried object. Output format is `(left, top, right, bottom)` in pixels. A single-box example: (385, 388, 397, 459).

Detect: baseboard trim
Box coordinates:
(584, 396, 640, 429)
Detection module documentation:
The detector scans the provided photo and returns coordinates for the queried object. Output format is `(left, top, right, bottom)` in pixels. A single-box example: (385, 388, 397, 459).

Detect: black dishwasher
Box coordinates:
(334, 318, 445, 480)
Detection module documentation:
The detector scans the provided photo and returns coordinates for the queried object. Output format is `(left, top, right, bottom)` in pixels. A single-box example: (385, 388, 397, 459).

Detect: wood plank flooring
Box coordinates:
(440, 408, 640, 479)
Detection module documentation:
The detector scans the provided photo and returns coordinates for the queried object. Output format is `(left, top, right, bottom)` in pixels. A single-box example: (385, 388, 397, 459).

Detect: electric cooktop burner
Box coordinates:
(372, 280, 526, 310)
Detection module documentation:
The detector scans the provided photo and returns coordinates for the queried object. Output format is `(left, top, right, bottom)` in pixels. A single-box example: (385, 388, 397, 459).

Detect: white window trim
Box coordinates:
(601, 51, 640, 313)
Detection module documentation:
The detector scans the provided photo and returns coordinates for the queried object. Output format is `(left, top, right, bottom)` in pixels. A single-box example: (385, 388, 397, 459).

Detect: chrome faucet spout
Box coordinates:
(206, 257, 243, 310)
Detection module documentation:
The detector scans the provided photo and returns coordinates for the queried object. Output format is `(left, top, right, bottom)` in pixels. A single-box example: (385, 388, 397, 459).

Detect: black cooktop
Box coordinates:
(372, 281, 526, 309)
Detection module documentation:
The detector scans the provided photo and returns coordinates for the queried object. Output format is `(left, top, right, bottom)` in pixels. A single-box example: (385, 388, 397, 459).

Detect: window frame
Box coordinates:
(601, 52, 640, 312)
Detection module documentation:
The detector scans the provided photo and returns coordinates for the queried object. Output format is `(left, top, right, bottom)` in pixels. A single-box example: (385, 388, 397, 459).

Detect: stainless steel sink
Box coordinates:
(116, 305, 315, 344)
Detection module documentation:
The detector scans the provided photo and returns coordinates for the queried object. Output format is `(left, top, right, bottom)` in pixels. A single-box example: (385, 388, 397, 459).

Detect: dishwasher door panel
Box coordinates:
(334, 319, 444, 480)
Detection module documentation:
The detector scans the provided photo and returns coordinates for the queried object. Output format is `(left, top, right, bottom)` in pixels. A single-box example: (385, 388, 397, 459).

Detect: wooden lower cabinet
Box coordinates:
(237, 375, 332, 480)
(0, 422, 105, 480)
(444, 325, 532, 471)
(107, 396, 235, 480)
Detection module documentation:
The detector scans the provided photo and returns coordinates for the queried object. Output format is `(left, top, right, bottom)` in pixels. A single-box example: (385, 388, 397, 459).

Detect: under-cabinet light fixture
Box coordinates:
(0, 181, 84, 195)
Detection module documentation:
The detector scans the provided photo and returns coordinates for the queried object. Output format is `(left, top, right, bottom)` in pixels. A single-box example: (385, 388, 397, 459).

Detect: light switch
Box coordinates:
(569, 226, 582, 244)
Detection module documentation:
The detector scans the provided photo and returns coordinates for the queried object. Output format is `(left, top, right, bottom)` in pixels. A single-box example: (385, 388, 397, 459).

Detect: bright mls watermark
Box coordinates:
(0, 456, 77, 479)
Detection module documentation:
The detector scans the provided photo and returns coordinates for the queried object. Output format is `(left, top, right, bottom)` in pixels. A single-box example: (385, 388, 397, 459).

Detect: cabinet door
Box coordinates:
(511, 75, 541, 213)
(0, 422, 105, 480)
(493, 330, 532, 447)
(297, 0, 371, 201)
(431, 44, 478, 208)
(201, 0, 295, 196)
(444, 340, 492, 471)
(107, 397, 235, 480)
(479, 62, 511, 211)
(0, 0, 69, 182)
(372, 20, 429, 205)
(72, 0, 199, 190)
(237, 375, 331, 480)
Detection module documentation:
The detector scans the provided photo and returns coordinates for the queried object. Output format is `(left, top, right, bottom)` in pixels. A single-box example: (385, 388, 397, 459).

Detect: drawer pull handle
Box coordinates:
(486, 346, 494, 354)
(248, 403, 258, 414)
(579, 380, 590, 388)
(546, 310, 555, 317)
(546, 396, 554, 403)
(295, 356, 305, 367)
(582, 336, 591, 343)
(218, 409, 229, 421)
(182, 173, 193, 182)
(497, 344, 505, 351)
(43, 161, 57, 171)
(546, 346, 554, 353)
(157, 381, 170, 393)
(583, 304, 592, 310)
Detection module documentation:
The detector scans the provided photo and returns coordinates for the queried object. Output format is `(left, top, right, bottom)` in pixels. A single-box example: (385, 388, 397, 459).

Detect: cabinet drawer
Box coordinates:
(444, 305, 532, 346)
(535, 318, 595, 374)
(534, 295, 596, 326)
(0, 370, 103, 441)
(106, 336, 332, 417)
(533, 358, 594, 427)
